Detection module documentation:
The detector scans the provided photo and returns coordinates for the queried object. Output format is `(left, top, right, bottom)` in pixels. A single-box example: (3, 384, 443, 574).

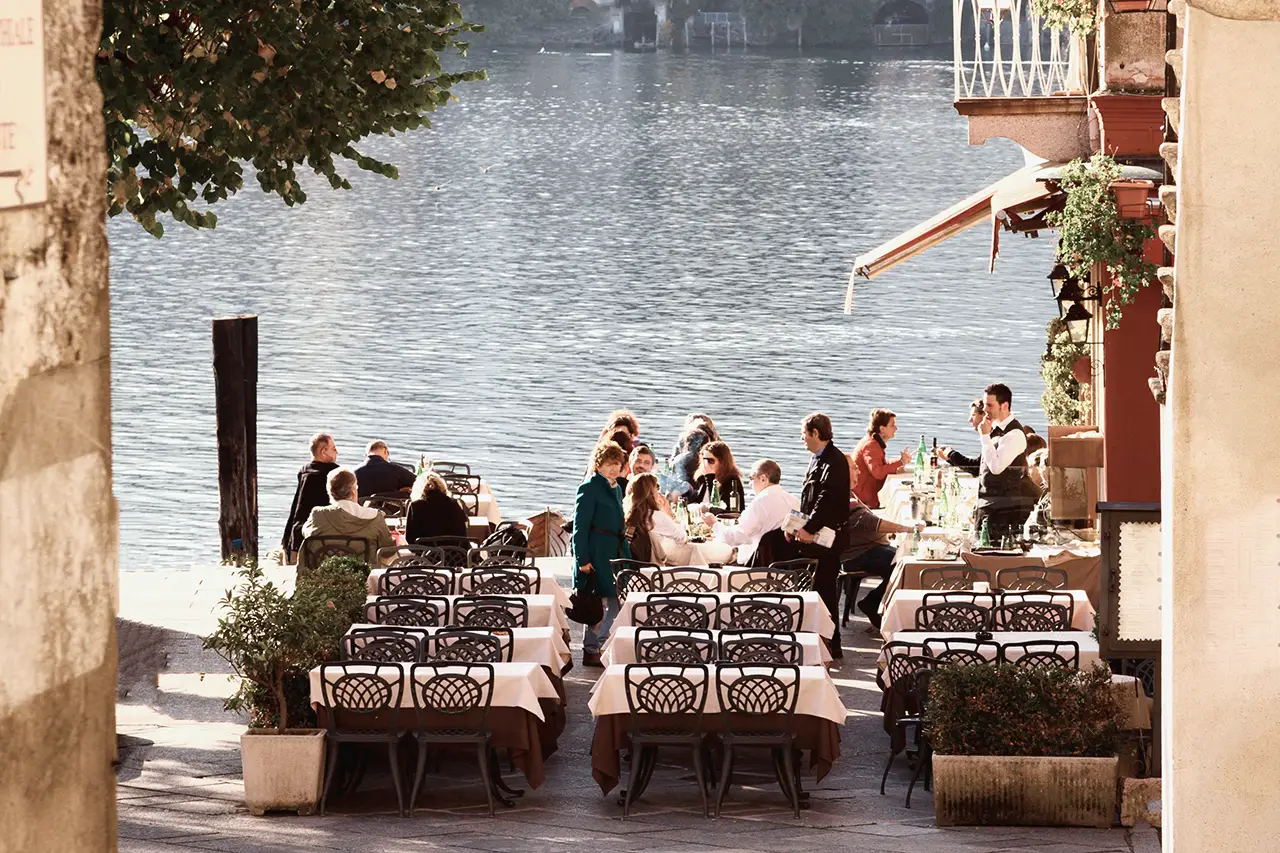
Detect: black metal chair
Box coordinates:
(878, 653, 936, 808)
(457, 567, 536, 596)
(612, 560, 658, 602)
(470, 545, 536, 567)
(632, 594, 716, 630)
(995, 566, 1069, 591)
(875, 642, 930, 692)
(425, 629, 505, 663)
(1000, 640, 1081, 669)
(922, 590, 998, 611)
(653, 566, 723, 593)
(999, 591, 1076, 625)
(718, 631, 802, 664)
(727, 565, 808, 593)
(341, 628, 423, 663)
(913, 602, 990, 632)
(454, 492, 481, 518)
(364, 493, 409, 518)
(452, 596, 530, 629)
(634, 627, 716, 664)
(430, 461, 471, 476)
(714, 664, 803, 818)
(992, 602, 1072, 631)
(364, 596, 450, 627)
(318, 663, 406, 816)
(919, 566, 992, 591)
(768, 558, 816, 590)
(921, 637, 1000, 666)
(719, 594, 803, 632)
(407, 539, 475, 569)
(621, 663, 712, 818)
(443, 473, 483, 495)
(378, 568, 454, 598)
(407, 663, 518, 816)
(300, 535, 376, 573)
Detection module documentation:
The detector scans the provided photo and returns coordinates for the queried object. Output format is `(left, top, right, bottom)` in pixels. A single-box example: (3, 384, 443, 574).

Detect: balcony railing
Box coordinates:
(954, 0, 1087, 99)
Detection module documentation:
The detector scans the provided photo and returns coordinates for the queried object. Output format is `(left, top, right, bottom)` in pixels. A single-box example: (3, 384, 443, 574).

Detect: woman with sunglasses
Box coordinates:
(691, 440, 745, 515)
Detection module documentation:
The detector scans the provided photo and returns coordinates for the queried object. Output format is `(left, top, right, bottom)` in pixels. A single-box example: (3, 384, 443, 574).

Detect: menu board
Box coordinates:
(0, 2, 47, 209)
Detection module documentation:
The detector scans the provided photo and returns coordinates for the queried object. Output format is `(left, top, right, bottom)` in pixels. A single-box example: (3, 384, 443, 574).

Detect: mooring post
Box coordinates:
(212, 315, 259, 564)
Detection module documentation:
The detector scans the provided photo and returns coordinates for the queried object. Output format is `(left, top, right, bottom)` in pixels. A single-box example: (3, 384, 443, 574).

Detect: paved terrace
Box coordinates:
(116, 566, 1160, 853)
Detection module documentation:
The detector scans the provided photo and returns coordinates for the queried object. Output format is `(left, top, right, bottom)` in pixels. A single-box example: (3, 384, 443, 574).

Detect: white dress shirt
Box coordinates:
(980, 413, 1028, 475)
(650, 510, 688, 547)
(713, 484, 800, 564)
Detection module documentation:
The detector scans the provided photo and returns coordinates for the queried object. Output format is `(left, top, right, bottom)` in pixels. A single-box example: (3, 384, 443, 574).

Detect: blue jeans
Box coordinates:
(583, 596, 621, 654)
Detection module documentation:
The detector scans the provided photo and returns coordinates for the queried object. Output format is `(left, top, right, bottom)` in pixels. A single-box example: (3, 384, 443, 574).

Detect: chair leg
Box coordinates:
(622, 744, 641, 819)
(633, 747, 659, 802)
(714, 746, 734, 818)
(408, 740, 428, 818)
(905, 743, 930, 809)
(476, 742, 496, 817)
(320, 739, 341, 816)
(487, 748, 519, 805)
(879, 745, 901, 796)
(781, 747, 800, 819)
(387, 741, 407, 818)
(691, 744, 709, 819)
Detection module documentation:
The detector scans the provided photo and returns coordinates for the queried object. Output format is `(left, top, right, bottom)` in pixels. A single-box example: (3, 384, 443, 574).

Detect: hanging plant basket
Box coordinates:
(1109, 180, 1155, 220)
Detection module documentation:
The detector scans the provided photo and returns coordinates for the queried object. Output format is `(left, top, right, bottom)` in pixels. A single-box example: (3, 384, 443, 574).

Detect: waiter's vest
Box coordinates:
(978, 418, 1032, 511)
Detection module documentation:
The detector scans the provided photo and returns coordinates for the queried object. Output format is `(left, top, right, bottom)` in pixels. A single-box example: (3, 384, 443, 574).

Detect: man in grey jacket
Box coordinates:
(298, 467, 393, 573)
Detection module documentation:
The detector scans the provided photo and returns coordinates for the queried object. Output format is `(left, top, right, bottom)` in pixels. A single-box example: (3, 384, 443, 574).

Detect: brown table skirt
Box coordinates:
(589, 712, 841, 795)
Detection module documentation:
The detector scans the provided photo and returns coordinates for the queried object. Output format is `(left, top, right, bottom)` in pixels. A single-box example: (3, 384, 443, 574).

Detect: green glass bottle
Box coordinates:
(938, 482, 950, 527)
(914, 435, 928, 486)
(979, 518, 992, 548)
(710, 478, 723, 509)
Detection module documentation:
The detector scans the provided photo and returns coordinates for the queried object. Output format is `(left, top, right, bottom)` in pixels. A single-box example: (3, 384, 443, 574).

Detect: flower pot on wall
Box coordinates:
(1073, 355, 1093, 384)
(241, 729, 326, 816)
(933, 754, 1120, 827)
(1109, 179, 1155, 219)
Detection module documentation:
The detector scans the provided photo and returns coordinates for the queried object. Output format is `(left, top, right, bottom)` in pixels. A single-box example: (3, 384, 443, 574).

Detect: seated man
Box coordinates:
(843, 495, 920, 630)
(282, 432, 340, 563)
(299, 467, 393, 573)
(701, 459, 799, 566)
(353, 439, 415, 499)
(629, 444, 656, 476)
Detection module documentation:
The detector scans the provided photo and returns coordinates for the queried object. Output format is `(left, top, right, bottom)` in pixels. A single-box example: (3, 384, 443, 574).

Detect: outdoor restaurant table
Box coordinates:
(879, 589, 1096, 642)
(308, 660, 560, 787)
(364, 566, 572, 609)
(882, 543, 1104, 610)
(363, 594, 569, 633)
(614, 591, 837, 639)
(344, 624, 571, 672)
(877, 472, 977, 524)
(586, 663, 847, 794)
(652, 539, 737, 567)
(386, 514, 492, 544)
(599, 627, 832, 667)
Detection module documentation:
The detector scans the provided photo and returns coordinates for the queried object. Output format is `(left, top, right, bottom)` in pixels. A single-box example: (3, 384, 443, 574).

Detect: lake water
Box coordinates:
(108, 47, 1057, 570)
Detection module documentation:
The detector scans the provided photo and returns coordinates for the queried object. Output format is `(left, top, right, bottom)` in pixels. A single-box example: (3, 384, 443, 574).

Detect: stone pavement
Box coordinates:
(116, 567, 1160, 853)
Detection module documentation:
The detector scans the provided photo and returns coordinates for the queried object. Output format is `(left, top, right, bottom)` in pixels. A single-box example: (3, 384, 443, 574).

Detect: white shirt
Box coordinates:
(335, 499, 379, 520)
(713, 484, 800, 564)
(649, 510, 688, 546)
(980, 413, 1028, 475)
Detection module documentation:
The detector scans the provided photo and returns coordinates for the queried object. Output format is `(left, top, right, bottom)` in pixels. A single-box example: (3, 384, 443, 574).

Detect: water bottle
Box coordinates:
(979, 518, 992, 548)
(710, 479, 723, 510)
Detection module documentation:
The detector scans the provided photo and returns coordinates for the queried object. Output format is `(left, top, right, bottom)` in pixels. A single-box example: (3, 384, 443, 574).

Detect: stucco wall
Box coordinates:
(1163, 5, 1280, 850)
(0, 0, 117, 851)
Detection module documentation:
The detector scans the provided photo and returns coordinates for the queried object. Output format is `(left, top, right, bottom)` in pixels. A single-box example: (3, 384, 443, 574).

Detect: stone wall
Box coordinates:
(0, 0, 117, 850)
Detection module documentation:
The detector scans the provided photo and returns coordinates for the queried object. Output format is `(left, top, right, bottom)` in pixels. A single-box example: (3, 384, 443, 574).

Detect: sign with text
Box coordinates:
(0, 1, 47, 209)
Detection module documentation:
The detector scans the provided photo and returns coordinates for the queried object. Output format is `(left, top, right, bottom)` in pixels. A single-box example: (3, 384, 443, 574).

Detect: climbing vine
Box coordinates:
(1031, 0, 1097, 37)
(1041, 318, 1091, 426)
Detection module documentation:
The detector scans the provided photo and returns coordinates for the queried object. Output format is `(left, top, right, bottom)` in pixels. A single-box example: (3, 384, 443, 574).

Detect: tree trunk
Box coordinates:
(213, 316, 259, 564)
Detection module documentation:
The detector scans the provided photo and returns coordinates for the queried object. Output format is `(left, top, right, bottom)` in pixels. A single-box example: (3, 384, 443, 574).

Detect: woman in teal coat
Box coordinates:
(574, 440, 631, 666)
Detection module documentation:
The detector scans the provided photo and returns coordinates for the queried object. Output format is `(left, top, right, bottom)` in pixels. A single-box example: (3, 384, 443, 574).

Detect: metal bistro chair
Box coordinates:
(634, 627, 716, 664)
(992, 602, 1072, 632)
(653, 566, 723, 593)
(430, 461, 471, 476)
(452, 596, 530, 629)
(300, 535, 376, 574)
(919, 566, 992, 591)
(364, 596, 450, 627)
(727, 564, 809, 594)
(406, 539, 474, 569)
(999, 591, 1076, 625)
(457, 566, 537, 596)
(631, 594, 716, 630)
(878, 653, 936, 808)
(454, 492, 481, 518)
(921, 637, 1000, 666)
(621, 663, 712, 819)
(470, 545, 536, 568)
(714, 663, 803, 818)
(341, 628, 423, 663)
(443, 473, 483, 495)
(364, 493, 409, 518)
(425, 629, 506, 664)
(407, 662, 521, 816)
(718, 631, 802, 665)
(995, 566, 1069, 591)
(1000, 640, 1081, 670)
(318, 663, 406, 816)
(719, 594, 804, 633)
(378, 568, 455, 598)
(767, 558, 816, 591)
(913, 602, 990, 632)
(612, 559, 658, 602)
(875, 642, 930, 692)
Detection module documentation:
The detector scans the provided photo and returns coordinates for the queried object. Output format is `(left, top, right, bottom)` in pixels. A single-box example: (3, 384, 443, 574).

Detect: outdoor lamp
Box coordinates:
(1055, 278, 1086, 317)
(1047, 263, 1071, 300)
(1064, 302, 1093, 344)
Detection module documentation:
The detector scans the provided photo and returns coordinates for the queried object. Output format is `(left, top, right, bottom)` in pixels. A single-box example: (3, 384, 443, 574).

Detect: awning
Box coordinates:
(846, 163, 1064, 311)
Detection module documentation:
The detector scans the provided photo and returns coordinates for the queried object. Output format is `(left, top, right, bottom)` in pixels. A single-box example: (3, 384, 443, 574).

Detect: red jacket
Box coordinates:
(848, 434, 903, 509)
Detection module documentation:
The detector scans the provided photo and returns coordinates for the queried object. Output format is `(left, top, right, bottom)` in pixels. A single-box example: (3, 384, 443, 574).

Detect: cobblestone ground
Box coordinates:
(116, 568, 1159, 853)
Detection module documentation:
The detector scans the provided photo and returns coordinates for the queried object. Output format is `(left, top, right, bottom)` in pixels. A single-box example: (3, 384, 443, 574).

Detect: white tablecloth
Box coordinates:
(365, 566, 571, 608)
(880, 589, 1096, 642)
(308, 661, 556, 719)
(600, 627, 831, 667)
(364, 594, 568, 632)
(344, 624, 570, 669)
(587, 664, 847, 725)
(652, 539, 737, 567)
(615, 591, 835, 639)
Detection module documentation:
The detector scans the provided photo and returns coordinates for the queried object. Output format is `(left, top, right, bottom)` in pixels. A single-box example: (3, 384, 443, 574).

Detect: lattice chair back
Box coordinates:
(1000, 640, 1081, 670)
(876, 642, 931, 691)
(408, 662, 494, 735)
(992, 602, 1071, 632)
(452, 595, 530, 629)
(716, 664, 801, 736)
(443, 473, 482, 495)
(364, 596, 449, 627)
(379, 568, 454, 598)
(457, 567, 535, 596)
(623, 663, 710, 731)
(612, 560, 658, 602)
(999, 591, 1076, 625)
(318, 663, 404, 734)
(922, 637, 1000, 667)
(767, 558, 818, 590)
(653, 566, 723, 593)
(364, 493, 409, 518)
(913, 602, 990, 632)
(718, 631, 802, 665)
(634, 627, 716, 664)
(470, 545, 536, 568)
(454, 492, 480, 517)
(426, 629, 505, 663)
(919, 566, 992, 591)
(632, 593, 715, 630)
(720, 594, 803, 632)
(341, 629, 423, 663)
(995, 566, 1069, 591)
(430, 461, 471, 476)
(301, 535, 376, 571)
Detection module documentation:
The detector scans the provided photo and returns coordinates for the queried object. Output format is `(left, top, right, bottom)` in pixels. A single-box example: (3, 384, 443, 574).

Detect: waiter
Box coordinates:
(795, 412, 850, 659)
(975, 383, 1036, 541)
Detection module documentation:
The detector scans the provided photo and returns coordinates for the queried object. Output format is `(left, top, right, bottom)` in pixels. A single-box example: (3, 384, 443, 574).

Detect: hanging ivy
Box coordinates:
(1046, 153, 1158, 329)
(1031, 0, 1097, 37)
(1041, 317, 1091, 426)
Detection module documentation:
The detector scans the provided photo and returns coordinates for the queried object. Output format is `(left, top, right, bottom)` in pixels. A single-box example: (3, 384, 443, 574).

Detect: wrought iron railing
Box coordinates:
(953, 0, 1088, 99)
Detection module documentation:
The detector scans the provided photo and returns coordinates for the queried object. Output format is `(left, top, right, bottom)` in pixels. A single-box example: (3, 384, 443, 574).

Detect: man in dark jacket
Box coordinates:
(843, 496, 921, 630)
(353, 440, 416, 499)
(795, 413, 851, 658)
(282, 432, 340, 561)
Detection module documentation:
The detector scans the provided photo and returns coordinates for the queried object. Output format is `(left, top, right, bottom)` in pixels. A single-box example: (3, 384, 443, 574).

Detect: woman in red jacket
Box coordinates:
(848, 408, 911, 509)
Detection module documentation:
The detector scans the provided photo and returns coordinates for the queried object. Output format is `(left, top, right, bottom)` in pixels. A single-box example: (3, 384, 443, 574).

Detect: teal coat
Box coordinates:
(572, 473, 631, 597)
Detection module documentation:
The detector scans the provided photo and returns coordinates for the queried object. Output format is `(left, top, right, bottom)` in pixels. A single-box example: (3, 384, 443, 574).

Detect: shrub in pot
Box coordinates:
(925, 663, 1126, 827)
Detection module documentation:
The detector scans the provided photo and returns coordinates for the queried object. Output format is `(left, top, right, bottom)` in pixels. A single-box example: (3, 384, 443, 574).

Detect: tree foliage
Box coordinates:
(99, 0, 486, 237)
(1041, 317, 1091, 426)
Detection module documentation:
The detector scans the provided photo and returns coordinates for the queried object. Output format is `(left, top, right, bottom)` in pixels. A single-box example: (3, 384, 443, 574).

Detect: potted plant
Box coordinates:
(204, 559, 368, 815)
(1032, 0, 1098, 36)
(1041, 318, 1091, 426)
(926, 663, 1125, 827)
(1108, 180, 1155, 220)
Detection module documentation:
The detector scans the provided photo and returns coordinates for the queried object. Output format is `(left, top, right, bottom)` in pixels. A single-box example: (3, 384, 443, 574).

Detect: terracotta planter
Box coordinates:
(240, 729, 326, 816)
(1090, 95, 1165, 157)
(1109, 179, 1155, 220)
(932, 754, 1119, 827)
(1110, 0, 1158, 11)
(1072, 355, 1093, 384)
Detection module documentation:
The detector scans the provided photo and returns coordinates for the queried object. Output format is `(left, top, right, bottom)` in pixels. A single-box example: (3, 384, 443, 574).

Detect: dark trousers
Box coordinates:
(802, 543, 843, 656)
(842, 544, 897, 628)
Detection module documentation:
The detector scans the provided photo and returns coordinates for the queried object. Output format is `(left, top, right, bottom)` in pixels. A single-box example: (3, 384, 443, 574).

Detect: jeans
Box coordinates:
(583, 596, 621, 654)
(843, 544, 898, 628)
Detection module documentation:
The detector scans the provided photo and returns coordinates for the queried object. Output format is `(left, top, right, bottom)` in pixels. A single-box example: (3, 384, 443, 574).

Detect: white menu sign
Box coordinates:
(0, 1, 47, 209)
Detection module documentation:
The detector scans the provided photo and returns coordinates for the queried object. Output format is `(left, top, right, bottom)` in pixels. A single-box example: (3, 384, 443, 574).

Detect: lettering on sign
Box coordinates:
(0, 1, 47, 209)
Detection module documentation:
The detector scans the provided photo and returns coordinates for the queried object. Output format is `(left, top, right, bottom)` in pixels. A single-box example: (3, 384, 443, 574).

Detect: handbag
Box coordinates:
(567, 587, 604, 625)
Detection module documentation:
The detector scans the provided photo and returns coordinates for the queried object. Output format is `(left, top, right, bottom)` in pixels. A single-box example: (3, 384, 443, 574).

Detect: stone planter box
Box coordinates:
(240, 729, 326, 816)
(933, 755, 1119, 827)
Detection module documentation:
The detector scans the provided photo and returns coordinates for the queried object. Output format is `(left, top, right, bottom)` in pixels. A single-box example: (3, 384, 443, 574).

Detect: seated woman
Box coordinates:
(404, 471, 470, 544)
(667, 414, 718, 500)
(625, 472, 692, 566)
(299, 467, 393, 573)
(691, 440, 745, 515)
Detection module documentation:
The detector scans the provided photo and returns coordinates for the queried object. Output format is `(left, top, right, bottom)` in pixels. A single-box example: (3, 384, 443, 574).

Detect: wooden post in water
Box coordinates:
(212, 316, 259, 564)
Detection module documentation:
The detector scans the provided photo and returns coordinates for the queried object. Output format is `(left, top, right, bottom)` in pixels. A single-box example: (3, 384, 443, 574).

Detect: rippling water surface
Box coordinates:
(109, 47, 1057, 570)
